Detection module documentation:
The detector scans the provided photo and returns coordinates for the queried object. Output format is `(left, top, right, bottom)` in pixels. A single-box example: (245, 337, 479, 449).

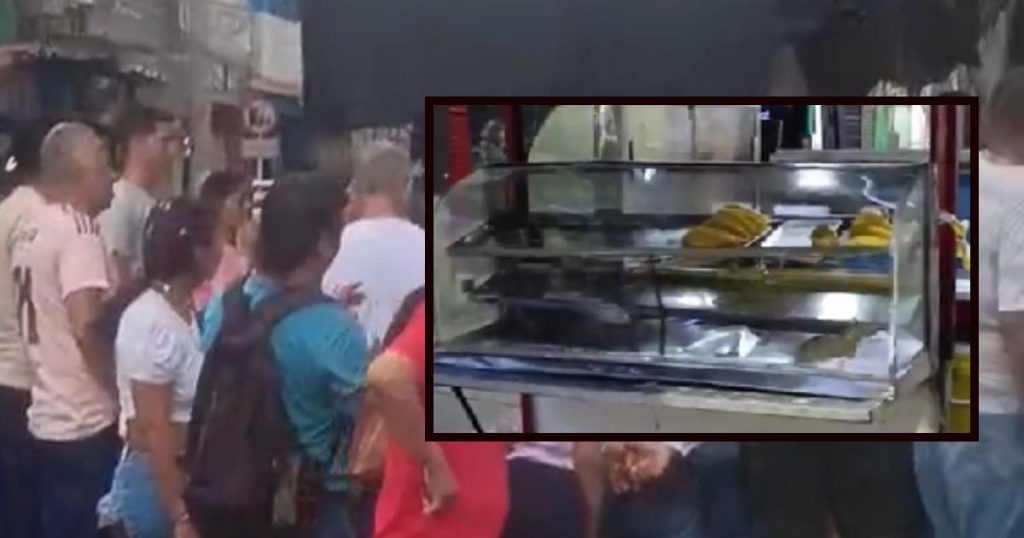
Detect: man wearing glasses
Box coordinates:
(98, 107, 179, 293)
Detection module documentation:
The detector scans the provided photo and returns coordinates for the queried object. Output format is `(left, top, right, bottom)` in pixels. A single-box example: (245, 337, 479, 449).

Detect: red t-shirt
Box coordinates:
(373, 302, 509, 538)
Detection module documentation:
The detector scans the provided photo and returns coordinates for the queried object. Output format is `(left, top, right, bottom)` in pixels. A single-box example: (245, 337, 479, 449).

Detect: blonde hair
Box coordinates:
(350, 142, 411, 197)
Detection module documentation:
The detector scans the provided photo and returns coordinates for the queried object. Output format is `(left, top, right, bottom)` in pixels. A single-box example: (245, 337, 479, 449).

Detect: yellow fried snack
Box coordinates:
(850, 222, 892, 239)
(847, 234, 890, 248)
(847, 207, 893, 247)
(717, 207, 765, 237)
(683, 225, 746, 248)
(724, 204, 770, 228)
(811, 225, 839, 247)
(851, 211, 890, 231)
(705, 213, 755, 239)
(858, 206, 886, 218)
(683, 205, 770, 248)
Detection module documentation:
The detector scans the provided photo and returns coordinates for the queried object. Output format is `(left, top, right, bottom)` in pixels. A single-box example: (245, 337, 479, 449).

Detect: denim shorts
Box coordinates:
(105, 451, 174, 538)
(914, 414, 1024, 538)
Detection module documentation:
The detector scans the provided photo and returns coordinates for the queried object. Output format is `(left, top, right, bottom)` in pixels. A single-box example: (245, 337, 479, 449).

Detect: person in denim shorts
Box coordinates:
(104, 199, 221, 538)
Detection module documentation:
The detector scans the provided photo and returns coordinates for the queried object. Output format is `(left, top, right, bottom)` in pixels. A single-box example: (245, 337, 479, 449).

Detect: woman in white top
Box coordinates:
(104, 199, 221, 538)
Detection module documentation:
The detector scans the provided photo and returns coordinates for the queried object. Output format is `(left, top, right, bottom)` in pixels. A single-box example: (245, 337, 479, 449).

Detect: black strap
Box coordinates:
(379, 286, 426, 353)
(451, 387, 484, 433)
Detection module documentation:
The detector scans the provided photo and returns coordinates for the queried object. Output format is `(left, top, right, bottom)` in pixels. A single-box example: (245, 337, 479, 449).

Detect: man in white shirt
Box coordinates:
(321, 143, 425, 352)
(0, 121, 48, 538)
(915, 68, 1024, 538)
(97, 107, 175, 290)
(976, 69, 1024, 414)
(11, 123, 119, 538)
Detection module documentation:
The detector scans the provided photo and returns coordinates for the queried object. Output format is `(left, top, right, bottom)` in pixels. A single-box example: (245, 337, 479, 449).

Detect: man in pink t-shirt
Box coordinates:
(10, 123, 119, 538)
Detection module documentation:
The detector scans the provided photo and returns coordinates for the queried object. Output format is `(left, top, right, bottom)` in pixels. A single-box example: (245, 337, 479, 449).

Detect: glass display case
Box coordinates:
(434, 161, 937, 402)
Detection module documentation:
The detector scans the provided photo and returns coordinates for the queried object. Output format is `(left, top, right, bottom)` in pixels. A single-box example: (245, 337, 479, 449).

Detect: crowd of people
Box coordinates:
(0, 108, 445, 538)
(0, 68, 1019, 538)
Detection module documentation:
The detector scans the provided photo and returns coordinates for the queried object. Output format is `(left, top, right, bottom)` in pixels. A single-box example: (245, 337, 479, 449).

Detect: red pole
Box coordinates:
(931, 104, 958, 364)
(498, 105, 539, 432)
(447, 106, 472, 186)
(500, 105, 526, 162)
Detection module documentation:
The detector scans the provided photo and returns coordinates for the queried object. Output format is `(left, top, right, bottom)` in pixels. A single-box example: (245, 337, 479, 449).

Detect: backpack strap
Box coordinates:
(379, 286, 426, 353)
(250, 287, 335, 339)
(186, 280, 249, 468)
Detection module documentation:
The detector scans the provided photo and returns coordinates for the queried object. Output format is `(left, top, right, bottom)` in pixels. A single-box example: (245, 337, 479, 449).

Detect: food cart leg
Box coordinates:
(520, 394, 537, 434)
(451, 387, 484, 433)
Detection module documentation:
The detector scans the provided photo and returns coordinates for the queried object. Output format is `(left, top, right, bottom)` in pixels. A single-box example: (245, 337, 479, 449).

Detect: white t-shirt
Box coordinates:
(321, 217, 425, 351)
(98, 180, 156, 285)
(0, 186, 44, 390)
(508, 442, 702, 471)
(115, 289, 204, 435)
(10, 201, 116, 441)
(508, 442, 575, 470)
(979, 154, 1024, 413)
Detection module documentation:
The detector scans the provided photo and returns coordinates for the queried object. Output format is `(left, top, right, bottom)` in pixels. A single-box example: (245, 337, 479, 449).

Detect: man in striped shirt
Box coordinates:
(11, 123, 119, 538)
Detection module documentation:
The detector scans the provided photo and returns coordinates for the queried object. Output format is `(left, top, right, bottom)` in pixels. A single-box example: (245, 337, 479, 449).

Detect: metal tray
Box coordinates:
(450, 211, 776, 257)
(467, 270, 891, 334)
(449, 211, 890, 260)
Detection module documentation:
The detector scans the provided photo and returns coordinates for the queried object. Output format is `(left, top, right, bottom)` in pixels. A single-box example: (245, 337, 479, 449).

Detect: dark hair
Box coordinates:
(986, 68, 1024, 147)
(199, 170, 249, 219)
(256, 177, 345, 277)
(118, 106, 165, 142)
(143, 198, 217, 284)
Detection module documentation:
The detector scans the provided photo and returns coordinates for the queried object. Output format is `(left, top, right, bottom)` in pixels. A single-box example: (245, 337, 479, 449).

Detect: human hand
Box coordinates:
(422, 450, 458, 514)
(174, 520, 199, 538)
(603, 442, 672, 494)
(330, 282, 365, 309)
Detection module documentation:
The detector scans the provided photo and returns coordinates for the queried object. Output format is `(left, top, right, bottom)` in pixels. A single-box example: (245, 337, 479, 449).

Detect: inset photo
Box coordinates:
(429, 99, 976, 436)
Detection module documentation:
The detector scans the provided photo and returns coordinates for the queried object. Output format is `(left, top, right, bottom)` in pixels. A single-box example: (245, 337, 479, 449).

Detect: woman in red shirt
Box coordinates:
(366, 300, 508, 538)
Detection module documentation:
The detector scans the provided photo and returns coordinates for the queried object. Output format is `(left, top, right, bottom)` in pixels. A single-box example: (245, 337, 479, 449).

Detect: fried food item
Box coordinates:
(683, 205, 769, 249)
(724, 204, 771, 227)
(811, 225, 839, 248)
(705, 213, 753, 238)
(847, 234, 890, 248)
(718, 206, 767, 236)
(683, 225, 745, 248)
(847, 207, 892, 247)
(797, 322, 877, 363)
(850, 221, 893, 238)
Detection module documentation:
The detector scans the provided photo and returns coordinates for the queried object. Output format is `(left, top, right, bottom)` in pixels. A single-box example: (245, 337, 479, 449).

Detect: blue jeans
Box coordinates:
(914, 414, 1024, 538)
(502, 459, 586, 538)
(108, 450, 174, 538)
(0, 386, 38, 538)
(310, 491, 357, 538)
(601, 451, 702, 538)
(35, 424, 120, 538)
(745, 442, 925, 538)
(691, 443, 753, 538)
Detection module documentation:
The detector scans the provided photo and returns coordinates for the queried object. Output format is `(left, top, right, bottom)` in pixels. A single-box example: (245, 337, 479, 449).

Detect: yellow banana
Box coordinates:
(683, 225, 746, 248)
(723, 204, 770, 227)
(852, 212, 890, 231)
(847, 235, 889, 248)
(717, 207, 764, 236)
(706, 213, 756, 239)
(811, 225, 839, 247)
